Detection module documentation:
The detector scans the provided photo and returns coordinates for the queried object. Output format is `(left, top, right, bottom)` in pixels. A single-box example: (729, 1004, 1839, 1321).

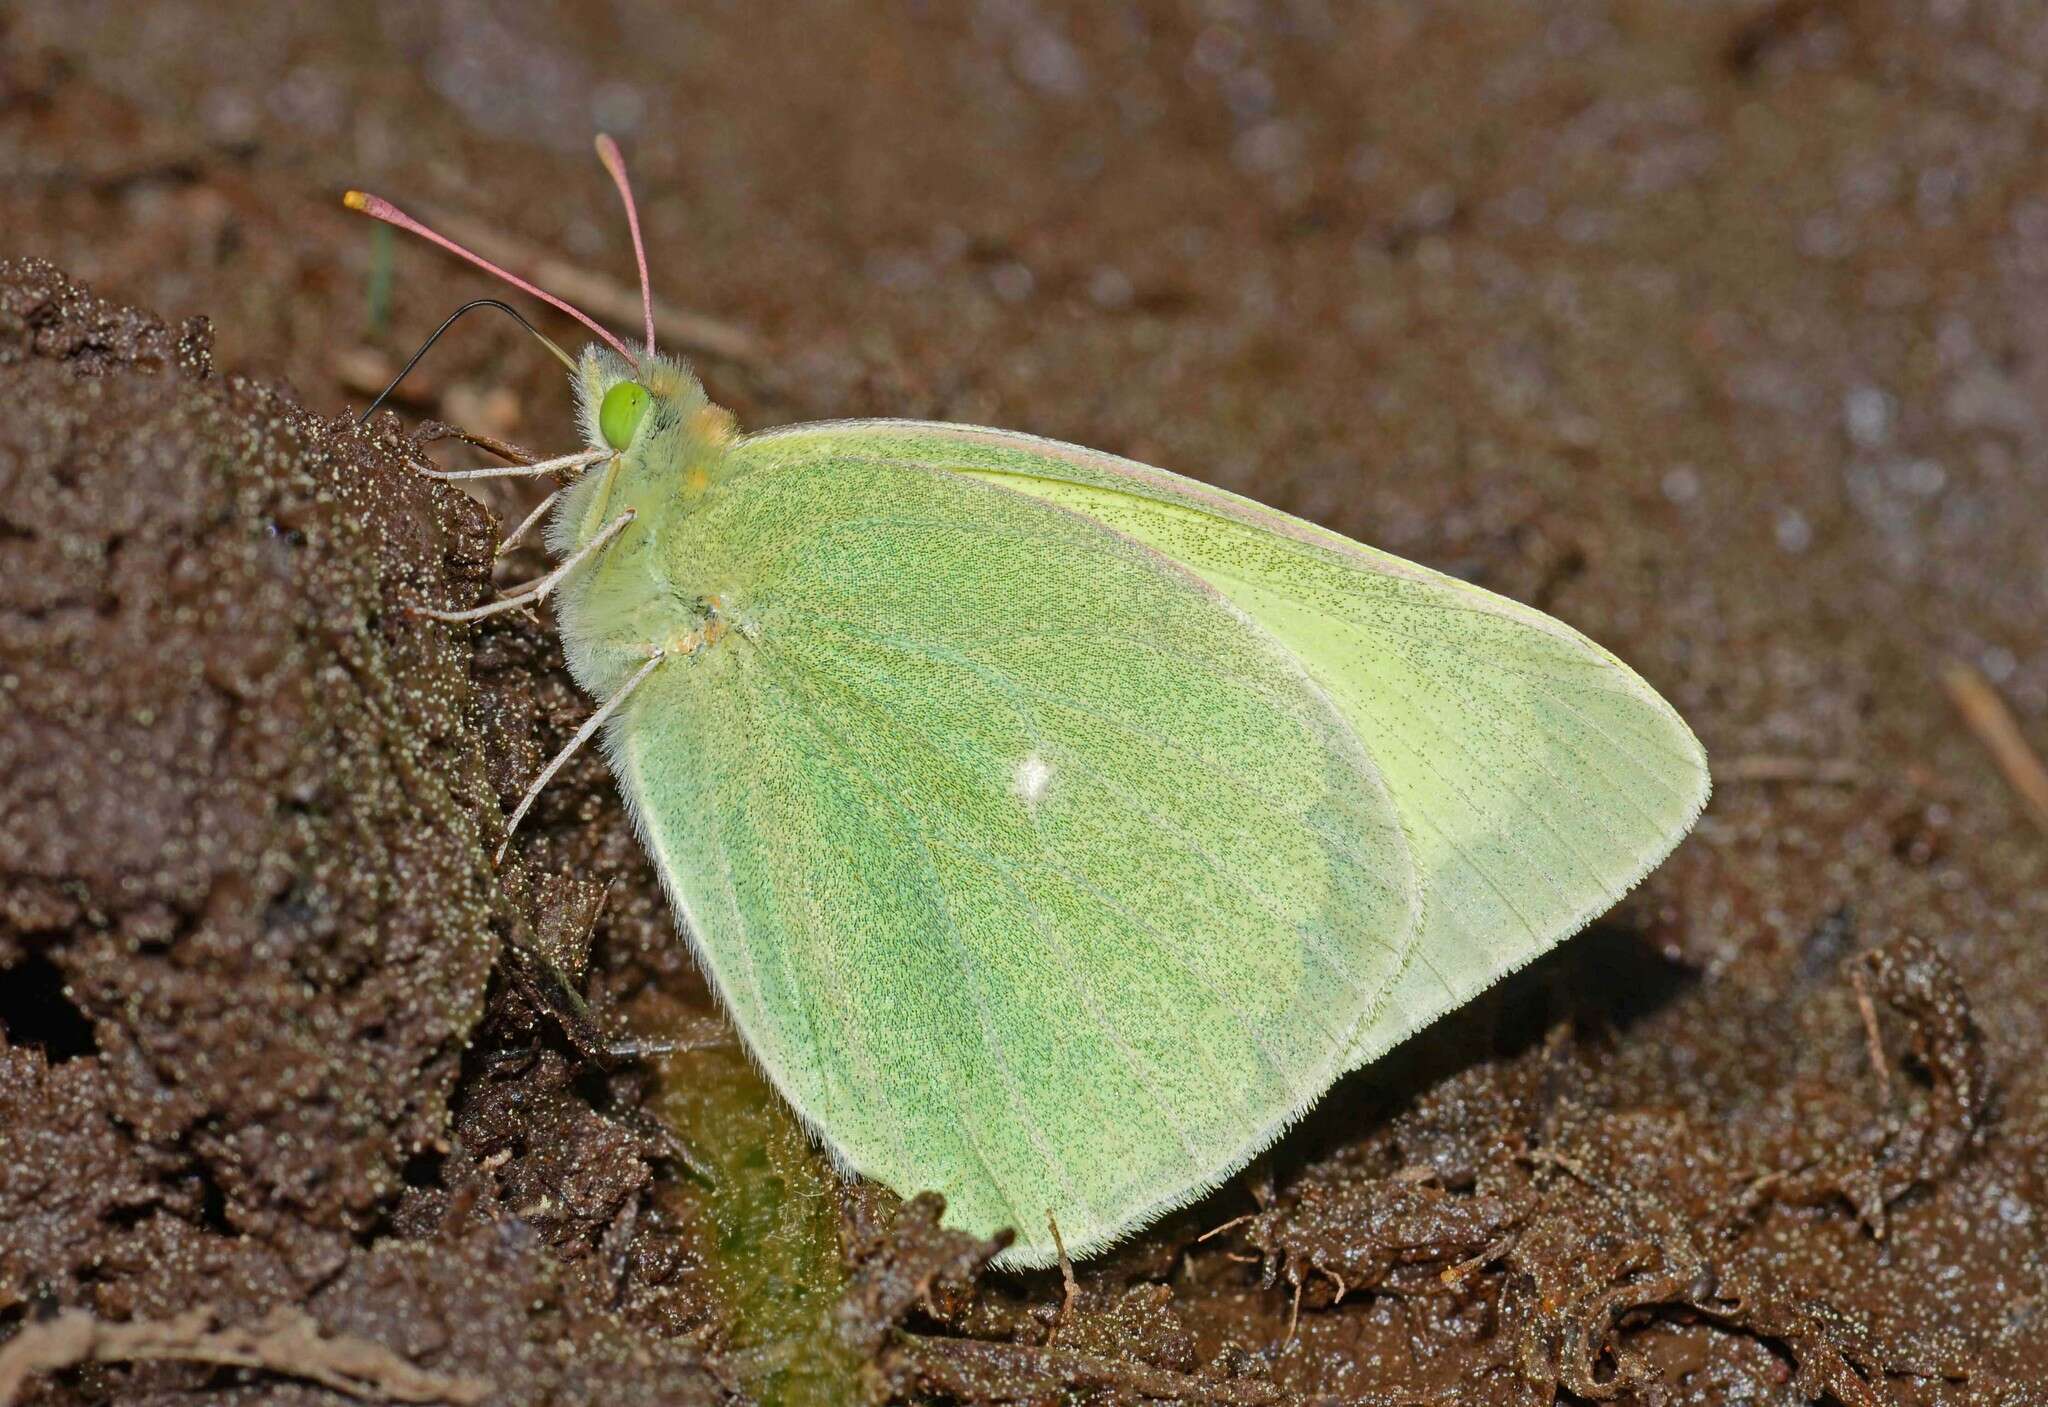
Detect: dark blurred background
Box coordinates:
(8, 3, 2046, 680)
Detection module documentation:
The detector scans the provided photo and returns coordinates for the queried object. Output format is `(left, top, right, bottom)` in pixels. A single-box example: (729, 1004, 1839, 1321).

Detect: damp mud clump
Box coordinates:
(0, 264, 2044, 1405)
(0, 257, 725, 1404)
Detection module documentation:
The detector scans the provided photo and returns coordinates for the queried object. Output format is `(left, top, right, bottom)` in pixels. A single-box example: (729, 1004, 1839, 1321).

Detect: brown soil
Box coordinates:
(2, 4, 2045, 1405)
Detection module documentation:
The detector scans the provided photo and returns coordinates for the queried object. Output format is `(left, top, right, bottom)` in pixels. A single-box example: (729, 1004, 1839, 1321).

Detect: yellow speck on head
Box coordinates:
(685, 467, 710, 493)
(669, 617, 727, 656)
(690, 405, 738, 445)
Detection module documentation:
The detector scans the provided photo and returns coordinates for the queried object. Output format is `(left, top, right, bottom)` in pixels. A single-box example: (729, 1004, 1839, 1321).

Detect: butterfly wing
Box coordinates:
(737, 421, 1711, 1076)
(611, 447, 1421, 1265)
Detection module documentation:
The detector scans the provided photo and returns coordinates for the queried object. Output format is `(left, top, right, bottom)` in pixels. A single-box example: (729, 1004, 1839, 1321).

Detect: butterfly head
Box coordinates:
(577, 345, 735, 462)
(345, 136, 736, 513)
(344, 132, 696, 441)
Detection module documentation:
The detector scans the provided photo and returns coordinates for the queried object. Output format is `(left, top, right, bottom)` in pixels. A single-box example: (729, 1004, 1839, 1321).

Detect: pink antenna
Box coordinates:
(342, 189, 640, 369)
(594, 134, 657, 359)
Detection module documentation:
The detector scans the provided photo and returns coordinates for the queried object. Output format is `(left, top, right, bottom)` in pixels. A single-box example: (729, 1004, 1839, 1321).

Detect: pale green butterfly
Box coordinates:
(347, 137, 1708, 1269)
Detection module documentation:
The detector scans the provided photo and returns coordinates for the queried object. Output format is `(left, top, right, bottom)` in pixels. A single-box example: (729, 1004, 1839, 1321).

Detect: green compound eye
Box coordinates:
(599, 381, 652, 450)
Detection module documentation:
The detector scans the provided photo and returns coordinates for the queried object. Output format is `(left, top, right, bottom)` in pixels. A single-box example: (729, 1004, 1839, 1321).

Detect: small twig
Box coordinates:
(1524, 1145, 1599, 1186)
(1195, 1212, 1256, 1243)
(1045, 1210, 1078, 1344)
(1941, 659, 2048, 838)
(427, 206, 771, 370)
(1720, 755, 1865, 785)
(1849, 964, 1894, 1102)
(0, 1307, 490, 1406)
(1438, 1232, 1518, 1287)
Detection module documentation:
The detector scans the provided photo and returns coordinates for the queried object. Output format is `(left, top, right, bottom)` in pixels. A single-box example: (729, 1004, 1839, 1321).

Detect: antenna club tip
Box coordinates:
(342, 189, 371, 211)
(594, 133, 624, 166)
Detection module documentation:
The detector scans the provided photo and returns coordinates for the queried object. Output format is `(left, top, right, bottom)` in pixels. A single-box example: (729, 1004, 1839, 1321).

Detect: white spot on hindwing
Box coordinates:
(1013, 751, 1053, 810)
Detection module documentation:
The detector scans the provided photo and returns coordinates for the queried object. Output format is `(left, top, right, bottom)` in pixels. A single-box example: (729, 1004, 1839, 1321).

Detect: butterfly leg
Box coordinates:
(495, 648, 666, 862)
(417, 446, 612, 482)
(495, 488, 562, 557)
(419, 508, 636, 622)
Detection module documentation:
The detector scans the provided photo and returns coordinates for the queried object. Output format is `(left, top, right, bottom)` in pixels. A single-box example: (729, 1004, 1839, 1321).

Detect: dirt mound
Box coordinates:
(0, 258, 728, 1404)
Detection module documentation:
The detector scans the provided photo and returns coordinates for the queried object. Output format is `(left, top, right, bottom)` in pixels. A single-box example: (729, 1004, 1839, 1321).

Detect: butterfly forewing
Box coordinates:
(737, 421, 1711, 1074)
(612, 451, 1419, 1265)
